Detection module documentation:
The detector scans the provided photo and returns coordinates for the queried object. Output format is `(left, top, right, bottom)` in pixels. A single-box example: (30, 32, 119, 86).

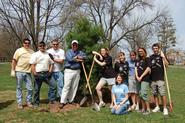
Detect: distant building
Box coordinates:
(166, 49, 185, 65)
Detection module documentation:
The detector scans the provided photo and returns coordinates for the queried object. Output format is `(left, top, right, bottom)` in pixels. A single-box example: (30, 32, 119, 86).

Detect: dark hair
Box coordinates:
(23, 38, 31, 43)
(137, 47, 147, 59)
(130, 51, 136, 56)
(52, 39, 59, 43)
(152, 43, 160, 48)
(115, 74, 124, 85)
(119, 52, 125, 56)
(38, 41, 45, 46)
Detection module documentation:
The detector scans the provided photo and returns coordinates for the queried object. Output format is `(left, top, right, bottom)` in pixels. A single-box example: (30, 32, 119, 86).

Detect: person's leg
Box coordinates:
(135, 82, 141, 111)
(60, 69, 73, 104)
(151, 81, 160, 112)
(140, 81, 150, 113)
(33, 74, 43, 106)
(158, 80, 168, 115)
(96, 78, 106, 105)
(115, 104, 129, 115)
(45, 73, 57, 102)
(68, 70, 80, 103)
(24, 73, 33, 106)
(16, 72, 24, 107)
(111, 108, 116, 114)
(57, 71, 64, 99)
(131, 93, 136, 109)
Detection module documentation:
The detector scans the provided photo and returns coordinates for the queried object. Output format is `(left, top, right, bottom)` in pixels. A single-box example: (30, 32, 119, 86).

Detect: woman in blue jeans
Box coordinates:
(111, 74, 129, 115)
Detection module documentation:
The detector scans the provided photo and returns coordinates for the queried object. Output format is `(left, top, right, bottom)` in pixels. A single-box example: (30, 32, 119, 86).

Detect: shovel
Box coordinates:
(81, 61, 100, 111)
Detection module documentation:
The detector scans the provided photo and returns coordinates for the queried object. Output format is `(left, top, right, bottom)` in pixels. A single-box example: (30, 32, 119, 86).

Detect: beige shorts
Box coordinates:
(99, 77, 115, 86)
(151, 80, 166, 96)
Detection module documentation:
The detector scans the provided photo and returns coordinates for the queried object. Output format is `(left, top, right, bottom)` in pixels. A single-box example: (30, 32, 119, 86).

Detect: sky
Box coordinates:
(155, 0, 185, 50)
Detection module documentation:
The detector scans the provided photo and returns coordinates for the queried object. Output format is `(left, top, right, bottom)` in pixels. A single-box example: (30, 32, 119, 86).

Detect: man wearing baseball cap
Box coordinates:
(60, 40, 86, 108)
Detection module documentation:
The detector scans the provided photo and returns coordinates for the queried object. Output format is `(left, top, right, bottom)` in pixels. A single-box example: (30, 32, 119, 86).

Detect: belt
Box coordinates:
(37, 71, 48, 74)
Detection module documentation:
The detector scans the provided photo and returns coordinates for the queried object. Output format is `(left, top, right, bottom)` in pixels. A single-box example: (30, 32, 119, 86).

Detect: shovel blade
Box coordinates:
(80, 96, 87, 106)
(92, 103, 100, 111)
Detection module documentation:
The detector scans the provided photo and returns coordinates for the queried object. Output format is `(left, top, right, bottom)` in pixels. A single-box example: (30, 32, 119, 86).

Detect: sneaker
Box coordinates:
(17, 104, 23, 109)
(152, 106, 160, 112)
(135, 104, 139, 111)
(143, 110, 151, 115)
(99, 101, 105, 107)
(27, 102, 33, 108)
(163, 108, 168, 115)
(131, 104, 136, 110)
(109, 104, 114, 108)
(59, 103, 65, 109)
(49, 101, 57, 104)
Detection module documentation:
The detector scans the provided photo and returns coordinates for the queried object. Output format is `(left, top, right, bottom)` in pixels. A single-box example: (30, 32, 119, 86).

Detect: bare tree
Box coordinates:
(0, 0, 67, 50)
(157, 16, 176, 55)
(72, 0, 163, 50)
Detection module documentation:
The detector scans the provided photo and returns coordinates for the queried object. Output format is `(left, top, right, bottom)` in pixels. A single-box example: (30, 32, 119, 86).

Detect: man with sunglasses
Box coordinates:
(29, 41, 56, 107)
(47, 39, 65, 101)
(11, 38, 34, 109)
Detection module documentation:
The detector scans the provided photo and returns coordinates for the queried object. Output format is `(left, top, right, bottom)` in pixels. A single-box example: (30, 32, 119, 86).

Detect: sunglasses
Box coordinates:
(53, 44, 59, 46)
(24, 42, 30, 45)
(39, 45, 45, 47)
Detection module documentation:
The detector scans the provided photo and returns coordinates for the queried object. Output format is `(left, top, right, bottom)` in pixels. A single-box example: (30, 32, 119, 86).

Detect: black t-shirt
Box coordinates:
(135, 57, 151, 82)
(99, 55, 116, 78)
(114, 61, 129, 80)
(150, 54, 164, 81)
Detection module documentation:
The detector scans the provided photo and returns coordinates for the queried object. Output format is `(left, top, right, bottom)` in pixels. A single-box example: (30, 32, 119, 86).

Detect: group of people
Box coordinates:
(11, 38, 169, 116)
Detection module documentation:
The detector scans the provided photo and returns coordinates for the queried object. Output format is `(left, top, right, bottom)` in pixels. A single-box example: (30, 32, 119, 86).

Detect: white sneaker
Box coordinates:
(152, 106, 160, 112)
(135, 104, 139, 111)
(163, 108, 168, 115)
(99, 101, 105, 107)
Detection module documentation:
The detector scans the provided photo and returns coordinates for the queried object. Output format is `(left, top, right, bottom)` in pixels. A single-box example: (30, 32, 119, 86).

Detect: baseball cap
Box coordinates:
(71, 40, 78, 45)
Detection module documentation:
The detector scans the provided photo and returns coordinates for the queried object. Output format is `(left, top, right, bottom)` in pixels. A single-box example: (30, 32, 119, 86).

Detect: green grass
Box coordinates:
(0, 63, 185, 123)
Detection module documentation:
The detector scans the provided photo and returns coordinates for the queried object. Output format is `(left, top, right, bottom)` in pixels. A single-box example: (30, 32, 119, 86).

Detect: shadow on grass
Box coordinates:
(0, 100, 15, 110)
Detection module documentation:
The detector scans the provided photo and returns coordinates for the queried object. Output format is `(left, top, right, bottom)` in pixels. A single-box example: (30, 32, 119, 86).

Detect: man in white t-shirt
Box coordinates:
(29, 41, 55, 107)
(47, 39, 65, 100)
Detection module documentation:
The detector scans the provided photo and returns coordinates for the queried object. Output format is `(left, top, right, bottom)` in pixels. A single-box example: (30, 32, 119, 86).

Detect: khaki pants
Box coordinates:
(60, 69, 80, 103)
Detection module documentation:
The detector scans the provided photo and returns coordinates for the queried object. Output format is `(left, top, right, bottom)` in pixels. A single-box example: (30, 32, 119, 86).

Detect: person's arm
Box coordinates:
(48, 64, 53, 73)
(11, 59, 17, 77)
(119, 94, 129, 105)
(94, 55, 106, 66)
(135, 67, 139, 81)
(92, 51, 103, 60)
(31, 64, 37, 76)
(160, 50, 169, 67)
(138, 67, 151, 81)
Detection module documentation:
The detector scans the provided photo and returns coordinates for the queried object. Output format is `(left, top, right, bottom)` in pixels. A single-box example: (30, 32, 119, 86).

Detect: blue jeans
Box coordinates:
(16, 72, 33, 105)
(111, 104, 129, 115)
(50, 71, 64, 98)
(33, 72, 56, 105)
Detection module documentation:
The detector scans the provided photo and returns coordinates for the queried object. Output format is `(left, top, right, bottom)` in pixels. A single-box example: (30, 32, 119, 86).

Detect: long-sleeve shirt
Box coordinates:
(65, 49, 86, 70)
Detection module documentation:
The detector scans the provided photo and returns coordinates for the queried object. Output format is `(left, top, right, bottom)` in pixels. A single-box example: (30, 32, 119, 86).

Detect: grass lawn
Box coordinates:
(0, 63, 185, 123)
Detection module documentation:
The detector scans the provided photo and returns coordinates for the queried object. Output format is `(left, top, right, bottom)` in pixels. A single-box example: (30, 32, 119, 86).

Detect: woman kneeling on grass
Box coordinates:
(111, 74, 129, 115)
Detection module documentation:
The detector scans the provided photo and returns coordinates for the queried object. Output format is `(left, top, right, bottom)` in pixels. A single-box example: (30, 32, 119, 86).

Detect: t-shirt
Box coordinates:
(150, 54, 164, 81)
(111, 84, 130, 105)
(135, 57, 151, 82)
(128, 59, 136, 77)
(13, 47, 34, 73)
(29, 50, 54, 72)
(114, 61, 129, 80)
(47, 48, 65, 72)
(99, 55, 116, 78)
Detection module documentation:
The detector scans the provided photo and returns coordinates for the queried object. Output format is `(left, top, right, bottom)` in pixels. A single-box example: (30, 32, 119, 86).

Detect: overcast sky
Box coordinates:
(155, 0, 185, 50)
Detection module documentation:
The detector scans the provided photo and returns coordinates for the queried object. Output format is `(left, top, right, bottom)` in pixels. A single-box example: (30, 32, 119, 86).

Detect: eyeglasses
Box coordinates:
(24, 42, 30, 45)
(39, 45, 45, 47)
(53, 44, 59, 46)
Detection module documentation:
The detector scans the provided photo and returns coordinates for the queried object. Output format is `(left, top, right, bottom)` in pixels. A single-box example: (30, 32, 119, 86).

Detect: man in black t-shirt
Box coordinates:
(150, 43, 169, 115)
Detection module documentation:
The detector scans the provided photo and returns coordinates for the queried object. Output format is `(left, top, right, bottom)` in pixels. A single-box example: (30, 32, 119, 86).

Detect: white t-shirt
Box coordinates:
(29, 50, 54, 72)
(47, 48, 65, 72)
